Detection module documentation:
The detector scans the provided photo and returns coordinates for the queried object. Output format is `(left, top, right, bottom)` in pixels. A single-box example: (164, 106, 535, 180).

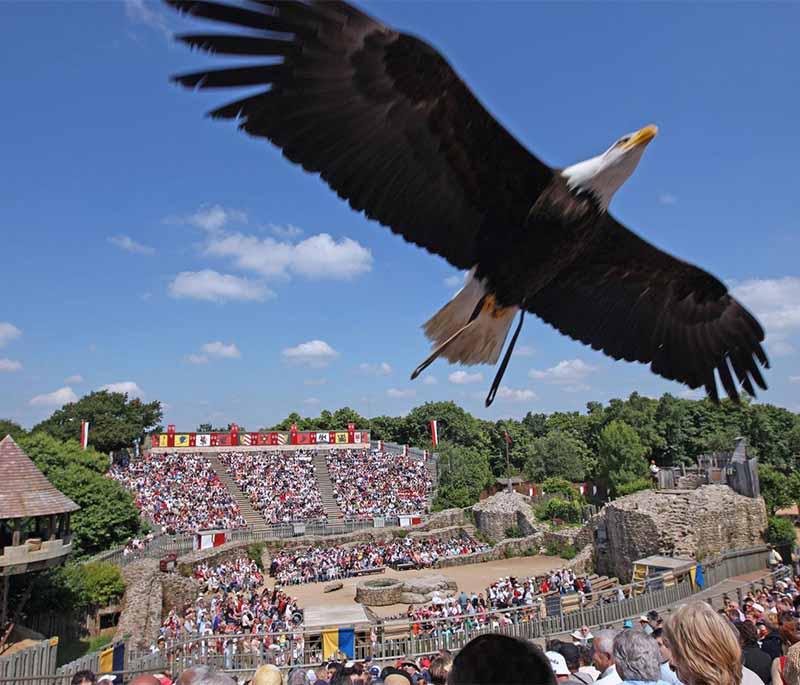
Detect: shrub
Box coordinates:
(616, 478, 652, 497)
(62, 562, 125, 608)
(247, 543, 266, 570)
(535, 497, 584, 524)
(544, 539, 577, 559)
(766, 516, 796, 547)
(540, 477, 580, 501)
(504, 526, 524, 539)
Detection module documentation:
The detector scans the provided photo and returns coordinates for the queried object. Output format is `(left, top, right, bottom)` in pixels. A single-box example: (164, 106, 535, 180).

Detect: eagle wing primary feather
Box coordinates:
(166, 0, 554, 270)
(524, 214, 769, 402)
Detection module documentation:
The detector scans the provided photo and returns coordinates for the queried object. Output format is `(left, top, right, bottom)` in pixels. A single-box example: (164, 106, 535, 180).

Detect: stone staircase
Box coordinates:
(312, 451, 345, 522)
(206, 453, 269, 532)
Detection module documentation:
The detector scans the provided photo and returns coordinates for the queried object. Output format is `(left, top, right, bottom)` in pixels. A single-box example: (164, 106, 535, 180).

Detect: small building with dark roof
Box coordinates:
(0, 435, 79, 577)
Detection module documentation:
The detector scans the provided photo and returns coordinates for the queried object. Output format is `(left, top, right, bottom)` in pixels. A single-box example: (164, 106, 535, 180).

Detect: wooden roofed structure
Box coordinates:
(0, 435, 80, 631)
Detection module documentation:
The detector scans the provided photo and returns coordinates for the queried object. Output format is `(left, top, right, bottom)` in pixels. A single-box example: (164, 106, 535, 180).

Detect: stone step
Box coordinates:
(312, 452, 344, 521)
(205, 454, 269, 531)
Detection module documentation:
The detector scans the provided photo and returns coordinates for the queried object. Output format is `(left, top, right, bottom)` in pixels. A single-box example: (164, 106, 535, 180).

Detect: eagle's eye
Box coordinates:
(617, 136, 631, 146)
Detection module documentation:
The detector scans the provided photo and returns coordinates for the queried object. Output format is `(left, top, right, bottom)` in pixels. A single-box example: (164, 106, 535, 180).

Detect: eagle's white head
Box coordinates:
(562, 124, 658, 210)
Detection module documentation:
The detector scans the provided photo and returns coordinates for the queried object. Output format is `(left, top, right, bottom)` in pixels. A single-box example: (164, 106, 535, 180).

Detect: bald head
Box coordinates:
(129, 676, 160, 685)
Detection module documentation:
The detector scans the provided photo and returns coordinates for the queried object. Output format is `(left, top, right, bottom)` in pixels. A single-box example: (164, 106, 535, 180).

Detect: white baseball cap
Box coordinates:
(545, 651, 570, 676)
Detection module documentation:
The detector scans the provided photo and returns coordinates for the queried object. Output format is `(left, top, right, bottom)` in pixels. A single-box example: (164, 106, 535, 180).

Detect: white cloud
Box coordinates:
(422, 376, 438, 385)
(30, 386, 78, 407)
(516, 345, 535, 357)
(494, 386, 537, 402)
(790, 376, 800, 384)
(529, 359, 596, 387)
(99, 381, 144, 398)
(387, 388, 416, 399)
(303, 397, 321, 406)
(732, 277, 800, 332)
(187, 341, 241, 365)
(359, 362, 392, 376)
(449, 370, 484, 385)
(270, 224, 304, 240)
(65, 374, 84, 384)
(202, 341, 241, 359)
(0, 358, 22, 372)
(679, 388, 705, 400)
(166, 204, 247, 233)
(444, 272, 468, 288)
(168, 270, 272, 303)
(658, 193, 677, 205)
(766, 334, 795, 357)
(108, 234, 155, 255)
(282, 340, 339, 368)
(0, 322, 21, 348)
(304, 378, 328, 386)
(206, 232, 372, 281)
(123, 0, 172, 40)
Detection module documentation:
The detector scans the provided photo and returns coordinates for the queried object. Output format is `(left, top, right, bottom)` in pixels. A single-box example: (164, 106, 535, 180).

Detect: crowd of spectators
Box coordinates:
(326, 449, 432, 520)
(218, 451, 326, 524)
(157, 556, 304, 666)
(269, 535, 490, 585)
(390, 568, 595, 637)
(110, 453, 246, 534)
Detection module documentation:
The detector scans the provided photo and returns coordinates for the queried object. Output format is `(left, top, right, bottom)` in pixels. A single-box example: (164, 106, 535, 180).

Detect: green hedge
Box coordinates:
(535, 497, 583, 523)
(766, 516, 796, 547)
(616, 478, 652, 497)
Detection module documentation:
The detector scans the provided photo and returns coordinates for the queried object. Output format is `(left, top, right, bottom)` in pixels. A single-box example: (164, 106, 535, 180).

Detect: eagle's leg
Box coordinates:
(485, 311, 526, 407)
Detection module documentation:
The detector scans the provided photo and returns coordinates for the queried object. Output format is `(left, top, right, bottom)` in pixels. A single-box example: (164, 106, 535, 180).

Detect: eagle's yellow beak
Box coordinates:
(624, 124, 659, 150)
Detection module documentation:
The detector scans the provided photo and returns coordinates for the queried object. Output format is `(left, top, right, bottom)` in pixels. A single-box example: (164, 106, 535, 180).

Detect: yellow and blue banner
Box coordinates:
(689, 563, 705, 589)
(335, 432, 349, 444)
(322, 627, 355, 659)
(175, 434, 190, 447)
(158, 434, 169, 447)
(98, 642, 125, 674)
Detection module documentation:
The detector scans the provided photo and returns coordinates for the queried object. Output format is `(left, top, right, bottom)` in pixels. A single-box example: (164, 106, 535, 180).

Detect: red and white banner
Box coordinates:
(196, 434, 211, 447)
(402, 445, 408, 457)
(430, 420, 439, 447)
(80, 420, 90, 450)
(240, 433, 251, 446)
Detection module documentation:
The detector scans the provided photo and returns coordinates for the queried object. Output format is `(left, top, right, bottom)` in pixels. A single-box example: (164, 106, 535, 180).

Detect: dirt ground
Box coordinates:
(284, 554, 566, 615)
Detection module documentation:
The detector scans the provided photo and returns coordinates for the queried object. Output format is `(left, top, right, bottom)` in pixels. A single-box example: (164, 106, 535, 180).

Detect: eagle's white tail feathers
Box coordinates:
(422, 272, 518, 366)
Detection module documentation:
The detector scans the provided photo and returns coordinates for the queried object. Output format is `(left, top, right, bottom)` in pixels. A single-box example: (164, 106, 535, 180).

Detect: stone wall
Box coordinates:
(116, 560, 164, 648)
(593, 485, 767, 582)
(472, 491, 538, 542)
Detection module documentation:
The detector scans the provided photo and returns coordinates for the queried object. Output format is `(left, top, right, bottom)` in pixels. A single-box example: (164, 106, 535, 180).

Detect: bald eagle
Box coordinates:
(167, 0, 768, 406)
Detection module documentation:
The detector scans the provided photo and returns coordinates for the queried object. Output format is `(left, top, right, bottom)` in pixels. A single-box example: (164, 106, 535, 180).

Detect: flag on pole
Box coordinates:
(429, 420, 439, 447)
(80, 420, 90, 450)
(503, 430, 513, 445)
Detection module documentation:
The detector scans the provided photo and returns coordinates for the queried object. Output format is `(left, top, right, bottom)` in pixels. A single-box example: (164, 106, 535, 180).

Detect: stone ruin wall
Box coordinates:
(593, 484, 767, 582)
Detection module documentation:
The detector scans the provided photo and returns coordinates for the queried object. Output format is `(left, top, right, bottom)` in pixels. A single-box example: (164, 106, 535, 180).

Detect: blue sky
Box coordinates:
(2, 1, 799, 430)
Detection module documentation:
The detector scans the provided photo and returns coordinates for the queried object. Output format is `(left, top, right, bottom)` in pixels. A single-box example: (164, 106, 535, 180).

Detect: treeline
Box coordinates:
(264, 393, 800, 510)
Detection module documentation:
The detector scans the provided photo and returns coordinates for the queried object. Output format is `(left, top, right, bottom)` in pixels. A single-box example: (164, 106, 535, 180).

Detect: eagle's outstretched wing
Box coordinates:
(167, 0, 553, 270)
(524, 214, 769, 401)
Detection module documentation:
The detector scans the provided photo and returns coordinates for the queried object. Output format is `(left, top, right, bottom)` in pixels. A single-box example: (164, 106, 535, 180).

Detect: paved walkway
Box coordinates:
(312, 451, 344, 522)
(206, 453, 268, 532)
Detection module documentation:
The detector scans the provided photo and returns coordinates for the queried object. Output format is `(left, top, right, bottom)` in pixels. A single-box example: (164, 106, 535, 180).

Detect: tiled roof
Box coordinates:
(0, 435, 80, 519)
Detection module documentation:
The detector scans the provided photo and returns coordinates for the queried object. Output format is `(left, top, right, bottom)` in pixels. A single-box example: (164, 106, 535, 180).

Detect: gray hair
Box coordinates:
(178, 666, 236, 685)
(613, 630, 661, 682)
(593, 629, 619, 657)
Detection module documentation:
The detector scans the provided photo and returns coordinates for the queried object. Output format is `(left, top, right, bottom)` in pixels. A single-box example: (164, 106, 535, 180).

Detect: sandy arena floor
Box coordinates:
(283, 554, 567, 615)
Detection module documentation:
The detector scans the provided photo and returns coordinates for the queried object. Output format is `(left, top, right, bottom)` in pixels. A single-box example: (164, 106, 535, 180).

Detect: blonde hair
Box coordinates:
(252, 665, 283, 685)
(785, 642, 800, 683)
(663, 602, 742, 685)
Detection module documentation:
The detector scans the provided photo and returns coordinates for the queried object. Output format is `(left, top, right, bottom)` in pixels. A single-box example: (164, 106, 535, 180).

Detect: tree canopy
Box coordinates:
(19, 432, 141, 557)
(33, 391, 162, 454)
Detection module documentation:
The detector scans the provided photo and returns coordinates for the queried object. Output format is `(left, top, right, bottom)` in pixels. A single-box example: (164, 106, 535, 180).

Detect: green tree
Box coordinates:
(432, 442, 494, 510)
(368, 415, 404, 442)
(597, 420, 649, 497)
(332, 407, 368, 428)
(197, 423, 213, 432)
(19, 433, 141, 557)
(766, 516, 796, 547)
(759, 464, 792, 515)
(33, 391, 162, 454)
(0, 419, 26, 441)
(403, 402, 491, 453)
(523, 431, 589, 482)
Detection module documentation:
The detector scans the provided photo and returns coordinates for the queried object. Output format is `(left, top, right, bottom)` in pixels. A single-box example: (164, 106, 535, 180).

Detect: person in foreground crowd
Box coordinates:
(592, 630, 622, 685)
(612, 629, 667, 685)
(664, 601, 768, 685)
(737, 621, 773, 684)
(652, 627, 683, 685)
(449, 634, 555, 685)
